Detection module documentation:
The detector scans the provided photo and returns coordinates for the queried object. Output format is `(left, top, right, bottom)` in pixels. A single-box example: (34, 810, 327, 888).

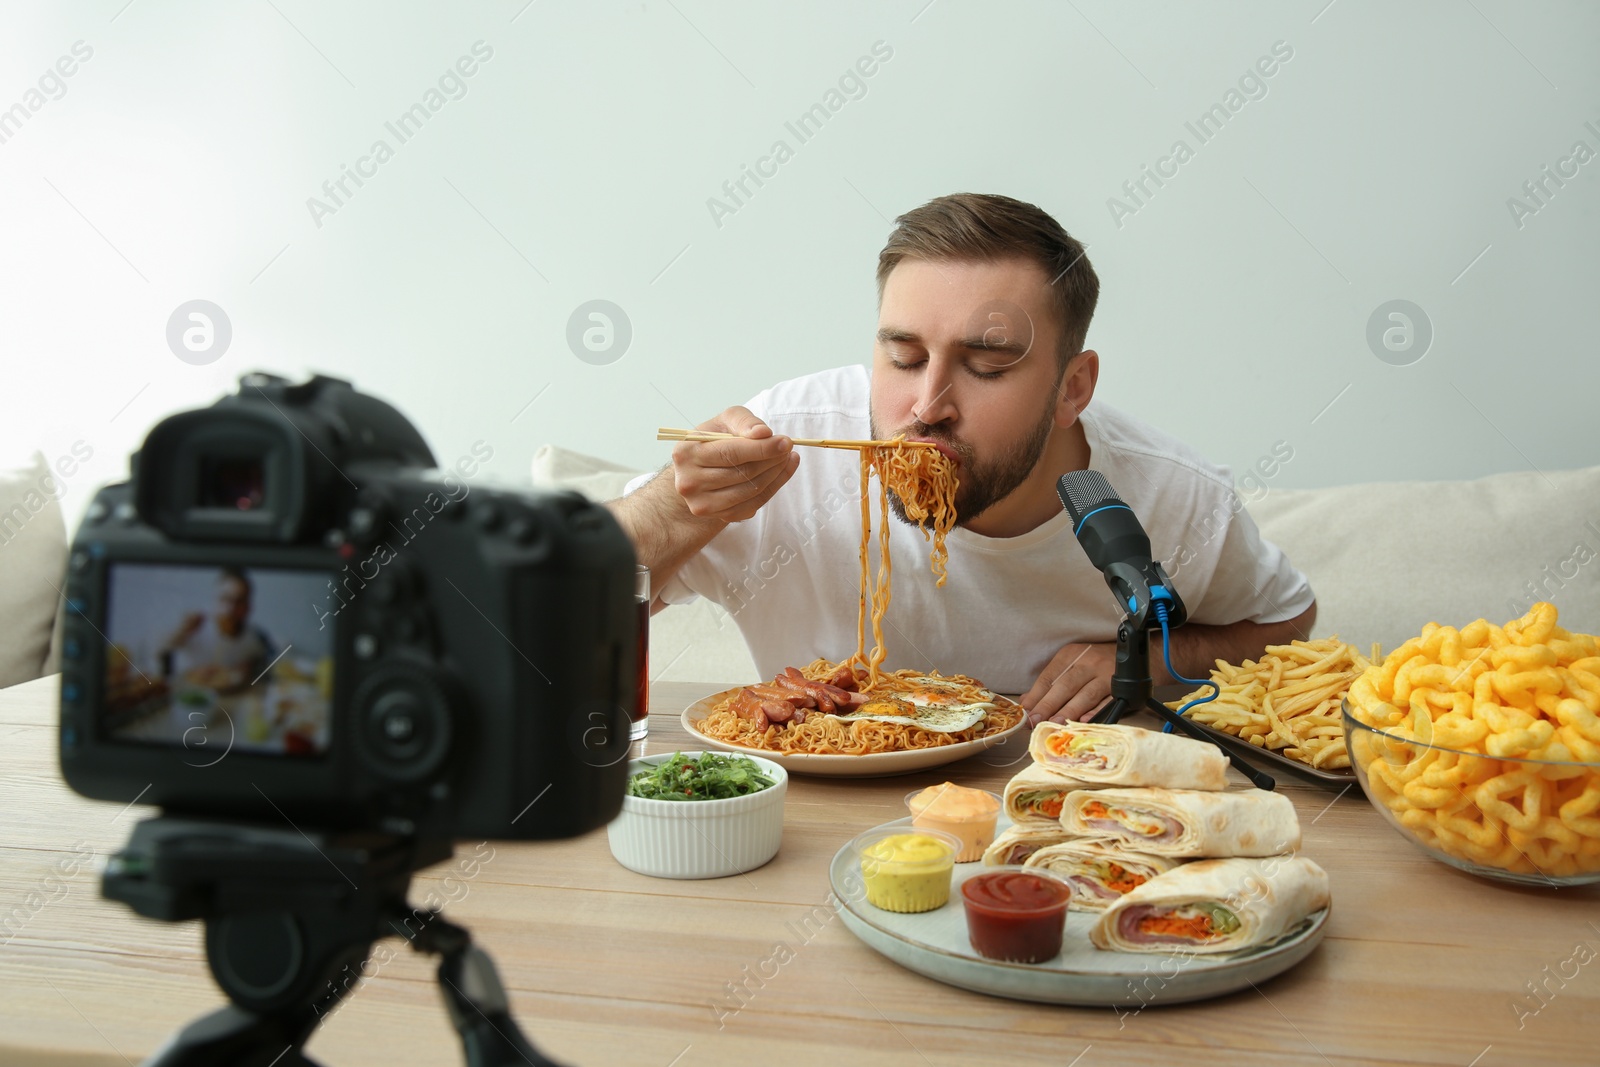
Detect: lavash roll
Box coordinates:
(1022, 841, 1181, 911)
(1029, 721, 1228, 790)
(981, 823, 1073, 866)
(1089, 856, 1330, 953)
(1003, 765, 1093, 825)
(1061, 787, 1300, 857)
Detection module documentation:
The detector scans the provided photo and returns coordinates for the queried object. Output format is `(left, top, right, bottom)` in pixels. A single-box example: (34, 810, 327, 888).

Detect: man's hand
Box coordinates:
(670, 406, 799, 523)
(162, 612, 204, 653)
(1021, 642, 1117, 725)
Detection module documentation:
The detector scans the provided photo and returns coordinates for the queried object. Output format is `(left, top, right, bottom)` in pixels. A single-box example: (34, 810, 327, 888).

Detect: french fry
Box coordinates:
(1171, 637, 1372, 770)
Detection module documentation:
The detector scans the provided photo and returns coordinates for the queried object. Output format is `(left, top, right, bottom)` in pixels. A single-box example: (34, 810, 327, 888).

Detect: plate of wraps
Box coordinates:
(830, 721, 1333, 1006)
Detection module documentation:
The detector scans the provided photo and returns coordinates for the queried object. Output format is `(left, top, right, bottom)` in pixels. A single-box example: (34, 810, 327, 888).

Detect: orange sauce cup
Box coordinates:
(905, 782, 1001, 862)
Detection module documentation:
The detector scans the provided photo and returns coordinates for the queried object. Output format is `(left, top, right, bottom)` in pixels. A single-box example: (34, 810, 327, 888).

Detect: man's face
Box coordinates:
(870, 257, 1065, 525)
(215, 576, 251, 637)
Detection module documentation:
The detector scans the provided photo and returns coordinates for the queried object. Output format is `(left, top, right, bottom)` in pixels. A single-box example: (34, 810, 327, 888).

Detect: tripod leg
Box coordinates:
(141, 1005, 323, 1067)
(1145, 698, 1276, 791)
(438, 941, 570, 1067)
(1090, 698, 1131, 726)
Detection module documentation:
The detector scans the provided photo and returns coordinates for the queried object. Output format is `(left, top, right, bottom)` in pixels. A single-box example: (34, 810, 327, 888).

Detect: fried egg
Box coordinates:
(832, 676, 997, 733)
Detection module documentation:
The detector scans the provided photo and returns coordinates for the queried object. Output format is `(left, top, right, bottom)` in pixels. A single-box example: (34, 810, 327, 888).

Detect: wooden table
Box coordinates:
(2, 674, 1596, 1067)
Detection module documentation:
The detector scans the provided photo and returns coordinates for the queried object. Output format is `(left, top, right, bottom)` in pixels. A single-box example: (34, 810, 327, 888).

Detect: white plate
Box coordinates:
(830, 817, 1330, 1006)
(681, 687, 1029, 778)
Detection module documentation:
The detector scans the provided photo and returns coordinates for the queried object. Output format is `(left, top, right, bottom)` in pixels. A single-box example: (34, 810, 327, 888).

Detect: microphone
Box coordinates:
(1057, 470, 1186, 627)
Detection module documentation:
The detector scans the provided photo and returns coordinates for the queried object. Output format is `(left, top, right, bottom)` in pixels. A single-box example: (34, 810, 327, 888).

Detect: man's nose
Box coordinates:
(911, 365, 958, 426)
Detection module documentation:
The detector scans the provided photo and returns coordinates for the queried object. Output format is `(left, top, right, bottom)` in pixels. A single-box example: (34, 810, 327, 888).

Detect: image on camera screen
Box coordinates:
(102, 563, 333, 758)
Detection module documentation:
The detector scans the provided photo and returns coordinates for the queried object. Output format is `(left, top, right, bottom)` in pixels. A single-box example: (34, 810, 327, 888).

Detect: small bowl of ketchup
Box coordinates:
(960, 866, 1074, 964)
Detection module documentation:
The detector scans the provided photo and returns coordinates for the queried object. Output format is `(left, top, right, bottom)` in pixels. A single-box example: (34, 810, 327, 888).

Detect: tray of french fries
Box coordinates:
(1165, 638, 1375, 791)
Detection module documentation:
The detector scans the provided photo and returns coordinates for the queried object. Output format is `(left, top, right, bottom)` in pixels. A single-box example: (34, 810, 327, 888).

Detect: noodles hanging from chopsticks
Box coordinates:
(850, 438, 959, 689)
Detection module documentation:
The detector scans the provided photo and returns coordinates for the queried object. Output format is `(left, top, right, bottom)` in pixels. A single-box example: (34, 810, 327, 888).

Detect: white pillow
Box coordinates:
(0, 453, 69, 688)
(530, 445, 647, 503)
(531, 445, 759, 683)
(1247, 465, 1600, 655)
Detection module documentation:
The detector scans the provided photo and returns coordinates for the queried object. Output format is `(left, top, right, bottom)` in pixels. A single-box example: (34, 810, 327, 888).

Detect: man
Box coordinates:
(161, 567, 276, 693)
(609, 193, 1314, 723)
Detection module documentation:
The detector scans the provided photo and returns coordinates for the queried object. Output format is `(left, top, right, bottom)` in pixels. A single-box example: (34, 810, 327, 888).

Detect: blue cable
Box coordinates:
(1152, 599, 1218, 732)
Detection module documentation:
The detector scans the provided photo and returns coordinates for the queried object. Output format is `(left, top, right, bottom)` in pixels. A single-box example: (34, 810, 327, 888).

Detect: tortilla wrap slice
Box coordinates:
(1022, 841, 1182, 911)
(1061, 787, 1300, 857)
(1029, 721, 1228, 790)
(1003, 764, 1095, 825)
(981, 823, 1075, 866)
(1089, 856, 1329, 953)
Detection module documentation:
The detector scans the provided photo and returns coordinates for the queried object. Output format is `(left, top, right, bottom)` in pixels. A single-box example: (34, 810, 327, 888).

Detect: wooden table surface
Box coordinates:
(2, 673, 1597, 1067)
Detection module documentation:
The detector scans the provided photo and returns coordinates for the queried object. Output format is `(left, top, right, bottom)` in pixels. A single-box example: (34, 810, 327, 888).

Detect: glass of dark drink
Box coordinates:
(632, 564, 650, 741)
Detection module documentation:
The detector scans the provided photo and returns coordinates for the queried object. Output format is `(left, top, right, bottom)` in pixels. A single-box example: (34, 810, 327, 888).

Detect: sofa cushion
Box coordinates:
(531, 446, 759, 684)
(1246, 465, 1600, 655)
(0, 453, 69, 688)
(530, 445, 647, 507)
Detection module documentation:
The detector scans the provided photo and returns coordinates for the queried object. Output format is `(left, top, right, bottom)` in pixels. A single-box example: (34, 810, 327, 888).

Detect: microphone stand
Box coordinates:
(1092, 609, 1276, 792)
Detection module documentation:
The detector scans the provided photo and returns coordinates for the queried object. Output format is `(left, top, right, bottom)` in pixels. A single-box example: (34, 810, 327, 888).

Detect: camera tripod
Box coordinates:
(1091, 612, 1276, 792)
(103, 817, 568, 1067)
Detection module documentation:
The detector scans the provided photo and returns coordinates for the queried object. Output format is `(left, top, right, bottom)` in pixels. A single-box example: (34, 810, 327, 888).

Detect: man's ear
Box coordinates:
(1055, 349, 1099, 427)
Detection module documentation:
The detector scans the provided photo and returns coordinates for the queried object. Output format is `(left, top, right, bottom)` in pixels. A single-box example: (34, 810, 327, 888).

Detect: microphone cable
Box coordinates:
(1153, 597, 1219, 732)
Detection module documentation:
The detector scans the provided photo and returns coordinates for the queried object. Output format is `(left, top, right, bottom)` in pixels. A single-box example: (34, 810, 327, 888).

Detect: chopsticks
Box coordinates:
(657, 428, 938, 452)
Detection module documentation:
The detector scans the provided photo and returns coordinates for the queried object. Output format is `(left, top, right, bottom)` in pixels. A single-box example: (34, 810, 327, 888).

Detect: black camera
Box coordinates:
(58, 372, 636, 840)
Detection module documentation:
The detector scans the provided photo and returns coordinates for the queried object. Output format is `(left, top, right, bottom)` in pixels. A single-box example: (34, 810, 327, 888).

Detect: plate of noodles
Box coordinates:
(673, 432, 1029, 775)
(681, 662, 1030, 778)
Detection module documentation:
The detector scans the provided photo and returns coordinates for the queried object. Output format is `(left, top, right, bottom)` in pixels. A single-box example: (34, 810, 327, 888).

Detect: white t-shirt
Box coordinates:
(632, 365, 1313, 693)
(173, 623, 271, 680)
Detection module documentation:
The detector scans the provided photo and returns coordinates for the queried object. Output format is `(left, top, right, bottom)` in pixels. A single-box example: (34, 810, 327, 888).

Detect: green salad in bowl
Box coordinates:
(626, 752, 775, 801)
(609, 750, 788, 878)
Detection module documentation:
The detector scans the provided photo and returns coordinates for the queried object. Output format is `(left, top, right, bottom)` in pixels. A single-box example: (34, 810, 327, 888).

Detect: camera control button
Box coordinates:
(348, 505, 384, 541)
(63, 636, 84, 661)
(472, 501, 503, 531)
(69, 551, 90, 572)
(382, 712, 415, 743)
(85, 501, 109, 524)
(353, 633, 380, 660)
(62, 678, 83, 703)
(354, 671, 453, 783)
(112, 502, 138, 524)
(506, 515, 541, 545)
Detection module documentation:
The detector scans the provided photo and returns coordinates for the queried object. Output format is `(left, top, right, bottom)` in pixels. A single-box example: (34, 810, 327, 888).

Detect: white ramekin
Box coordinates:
(606, 752, 788, 879)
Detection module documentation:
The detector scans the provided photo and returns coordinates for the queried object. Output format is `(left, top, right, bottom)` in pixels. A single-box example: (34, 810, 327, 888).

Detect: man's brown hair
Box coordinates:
(876, 193, 1099, 370)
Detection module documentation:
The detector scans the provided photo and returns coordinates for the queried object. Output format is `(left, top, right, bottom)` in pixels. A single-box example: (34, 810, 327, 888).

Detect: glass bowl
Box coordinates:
(1341, 700, 1600, 887)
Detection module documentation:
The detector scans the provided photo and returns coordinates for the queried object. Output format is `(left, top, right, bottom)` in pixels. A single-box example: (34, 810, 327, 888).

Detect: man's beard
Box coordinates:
(870, 400, 1056, 527)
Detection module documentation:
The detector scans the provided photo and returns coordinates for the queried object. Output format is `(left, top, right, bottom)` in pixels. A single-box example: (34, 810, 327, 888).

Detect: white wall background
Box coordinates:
(2, 0, 1596, 534)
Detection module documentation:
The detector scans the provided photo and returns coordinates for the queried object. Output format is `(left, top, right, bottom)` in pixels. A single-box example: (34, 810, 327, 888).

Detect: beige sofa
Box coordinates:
(5, 448, 1595, 692)
(0, 454, 67, 689)
(532, 446, 1600, 683)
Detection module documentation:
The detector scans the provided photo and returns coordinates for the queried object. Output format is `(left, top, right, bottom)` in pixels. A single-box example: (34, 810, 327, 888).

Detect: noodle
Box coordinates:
(848, 439, 959, 688)
(697, 659, 1025, 755)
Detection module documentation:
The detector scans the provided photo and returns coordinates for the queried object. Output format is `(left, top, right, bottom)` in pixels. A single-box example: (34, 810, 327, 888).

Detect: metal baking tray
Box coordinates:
(1173, 718, 1357, 793)
(1140, 686, 1358, 794)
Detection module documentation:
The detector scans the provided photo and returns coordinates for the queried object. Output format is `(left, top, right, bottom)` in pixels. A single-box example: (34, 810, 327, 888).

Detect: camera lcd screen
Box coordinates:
(102, 563, 333, 758)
